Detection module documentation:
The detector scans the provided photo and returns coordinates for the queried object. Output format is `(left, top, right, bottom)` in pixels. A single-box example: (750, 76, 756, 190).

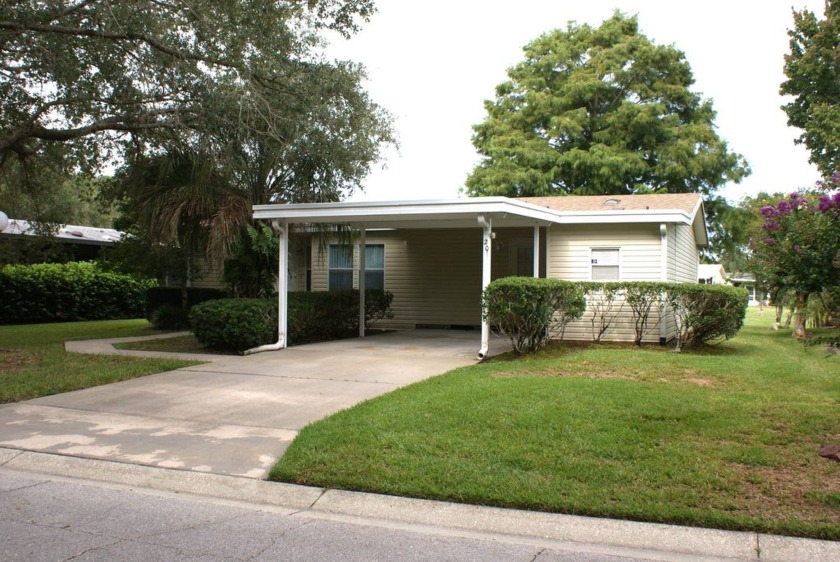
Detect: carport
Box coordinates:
(251, 197, 563, 358)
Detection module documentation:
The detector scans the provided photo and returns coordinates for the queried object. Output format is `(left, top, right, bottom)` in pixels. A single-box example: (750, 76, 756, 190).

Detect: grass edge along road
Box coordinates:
(272, 309, 840, 540)
(0, 319, 200, 403)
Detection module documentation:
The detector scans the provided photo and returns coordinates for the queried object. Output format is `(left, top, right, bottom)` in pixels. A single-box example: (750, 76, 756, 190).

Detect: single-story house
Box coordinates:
(251, 193, 706, 357)
(697, 263, 727, 285)
(728, 272, 765, 306)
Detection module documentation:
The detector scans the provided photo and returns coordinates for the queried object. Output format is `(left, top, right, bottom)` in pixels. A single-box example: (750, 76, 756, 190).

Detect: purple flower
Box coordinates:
(760, 205, 777, 218)
(794, 244, 802, 253)
(831, 171, 840, 184)
(764, 237, 776, 245)
(762, 221, 780, 231)
(777, 200, 792, 214)
(818, 194, 832, 212)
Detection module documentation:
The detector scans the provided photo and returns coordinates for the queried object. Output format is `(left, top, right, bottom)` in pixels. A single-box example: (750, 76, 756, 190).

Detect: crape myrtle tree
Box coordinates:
(466, 12, 749, 255)
(752, 179, 840, 338)
(781, 0, 840, 177)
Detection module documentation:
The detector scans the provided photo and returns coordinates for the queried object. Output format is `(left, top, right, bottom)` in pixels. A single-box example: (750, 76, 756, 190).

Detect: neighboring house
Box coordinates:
(697, 263, 727, 285)
(0, 217, 225, 290)
(729, 272, 765, 306)
(0, 218, 121, 261)
(254, 193, 706, 356)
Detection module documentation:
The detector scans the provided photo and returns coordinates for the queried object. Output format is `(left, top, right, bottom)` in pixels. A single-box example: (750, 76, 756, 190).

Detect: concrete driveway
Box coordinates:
(0, 330, 503, 479)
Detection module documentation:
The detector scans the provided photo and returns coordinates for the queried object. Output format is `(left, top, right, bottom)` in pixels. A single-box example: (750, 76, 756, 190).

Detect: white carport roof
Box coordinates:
(253, 197, 560, 229)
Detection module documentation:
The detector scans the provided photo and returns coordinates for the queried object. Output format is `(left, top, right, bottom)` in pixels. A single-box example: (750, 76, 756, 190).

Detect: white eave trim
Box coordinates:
(253, 197, 562, 225)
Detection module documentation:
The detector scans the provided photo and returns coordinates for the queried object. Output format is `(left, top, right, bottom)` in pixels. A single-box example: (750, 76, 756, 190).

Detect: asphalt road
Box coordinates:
(0, 468, 654, 562)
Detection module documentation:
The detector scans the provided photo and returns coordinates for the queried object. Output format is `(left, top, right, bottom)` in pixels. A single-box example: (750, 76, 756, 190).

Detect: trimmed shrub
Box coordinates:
(622, 281, 668, 346)
(483, 277, 586, 355)
(190, 290, 394, 353)
(144, 286, 228, 319)
(0, 262, 154, 324)
(190, 298, 277, 352)
(665, 284, 749, 350)
(579, 282, 625, 342)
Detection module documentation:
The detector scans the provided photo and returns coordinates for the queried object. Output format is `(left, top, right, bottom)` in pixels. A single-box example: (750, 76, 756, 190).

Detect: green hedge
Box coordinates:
(483, 278, 748, 353)
(483, 278, 586, 354)
(665, 283, 749, 349)
(190, 290, 394, 353)
(0, 262, 155, 324)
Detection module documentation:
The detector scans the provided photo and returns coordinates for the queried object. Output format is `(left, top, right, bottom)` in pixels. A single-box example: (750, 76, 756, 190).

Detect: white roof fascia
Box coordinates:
(551, 210, 694, 226)
(253, 198, 562, 226)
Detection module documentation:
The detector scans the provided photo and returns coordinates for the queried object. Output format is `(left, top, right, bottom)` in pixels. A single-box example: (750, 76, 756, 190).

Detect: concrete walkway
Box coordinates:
(0, 330, 497, 478)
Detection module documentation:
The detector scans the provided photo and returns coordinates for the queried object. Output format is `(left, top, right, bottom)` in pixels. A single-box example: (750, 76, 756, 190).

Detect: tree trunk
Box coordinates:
(775, 305, 783, 324)
(792, 292, 809, 339)
(784, 306, 794, 329)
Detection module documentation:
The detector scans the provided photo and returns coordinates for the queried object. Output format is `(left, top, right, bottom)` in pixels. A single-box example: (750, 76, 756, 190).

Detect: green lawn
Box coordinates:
(0, 319, 200, 403)
(271, 309, 840, 540)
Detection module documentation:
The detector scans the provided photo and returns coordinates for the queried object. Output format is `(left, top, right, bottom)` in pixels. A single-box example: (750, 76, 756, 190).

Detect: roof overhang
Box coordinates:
(253, 197, 561, 229)
(253, 196, 708, 236)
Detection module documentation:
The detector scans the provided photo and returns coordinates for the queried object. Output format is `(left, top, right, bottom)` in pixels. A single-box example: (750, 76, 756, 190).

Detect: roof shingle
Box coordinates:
(518, 193, 702, 214)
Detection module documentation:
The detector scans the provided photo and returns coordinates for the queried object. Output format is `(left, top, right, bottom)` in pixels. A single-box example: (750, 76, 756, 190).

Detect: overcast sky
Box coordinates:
(325, 0, 826, 204)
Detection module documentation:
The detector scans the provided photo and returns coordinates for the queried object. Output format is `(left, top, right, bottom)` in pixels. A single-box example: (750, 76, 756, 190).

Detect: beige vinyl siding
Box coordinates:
(548, 224, 662, 343)
(310, 230, 483, 328)
(190, 257, 225, 289)
(547, 224, 661, 281)
(673, 223, 699, 283)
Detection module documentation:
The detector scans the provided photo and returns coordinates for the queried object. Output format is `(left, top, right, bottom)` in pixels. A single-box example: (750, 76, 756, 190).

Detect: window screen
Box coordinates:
(591, 248, 619, 281)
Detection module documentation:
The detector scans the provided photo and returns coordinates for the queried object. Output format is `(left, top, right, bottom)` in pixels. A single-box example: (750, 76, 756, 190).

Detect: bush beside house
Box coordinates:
(0, 262, 154, 324)
(190, 290, 394, 353)
(484, 278, 748, 354)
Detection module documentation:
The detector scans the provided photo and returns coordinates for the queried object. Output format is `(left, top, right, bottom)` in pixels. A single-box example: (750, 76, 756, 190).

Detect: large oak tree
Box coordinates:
(466, 12, 749, 198)
(0, 1, 392, 218)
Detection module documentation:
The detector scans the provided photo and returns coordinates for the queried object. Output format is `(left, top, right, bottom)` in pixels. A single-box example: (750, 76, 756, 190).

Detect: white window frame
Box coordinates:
(590, 247, 621, 281)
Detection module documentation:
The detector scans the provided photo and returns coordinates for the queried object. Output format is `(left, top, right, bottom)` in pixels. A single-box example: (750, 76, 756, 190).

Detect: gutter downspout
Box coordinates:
(477, 215, 492, 359)
(244, 220, 288, 355)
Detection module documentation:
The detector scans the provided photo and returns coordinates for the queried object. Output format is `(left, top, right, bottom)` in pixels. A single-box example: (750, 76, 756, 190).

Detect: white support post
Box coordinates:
(659, 223, 668, 345)
(359, 225, 366, 338)
(533, 224, 540, 278)
(278, 221, 288, 348)
(477, 215, 492, 359)
(243, 220, 288, 354)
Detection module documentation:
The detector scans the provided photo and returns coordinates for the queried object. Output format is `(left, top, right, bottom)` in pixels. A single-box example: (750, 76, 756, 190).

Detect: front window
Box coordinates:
(364, 244, 385, 290)
(328, 243, 385, 290)
(591, 248, 620, 281)
(328, 245, 353, 290)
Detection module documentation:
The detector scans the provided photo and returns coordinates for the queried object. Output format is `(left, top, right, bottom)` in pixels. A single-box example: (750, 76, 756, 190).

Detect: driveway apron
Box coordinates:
(0, 330, 499, 478)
